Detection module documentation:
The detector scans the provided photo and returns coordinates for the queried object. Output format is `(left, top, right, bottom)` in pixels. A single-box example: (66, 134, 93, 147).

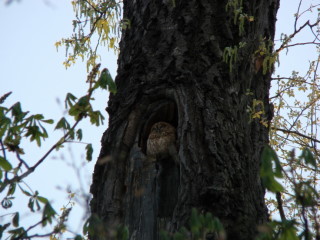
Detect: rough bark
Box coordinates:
(90, 0, 280, 239)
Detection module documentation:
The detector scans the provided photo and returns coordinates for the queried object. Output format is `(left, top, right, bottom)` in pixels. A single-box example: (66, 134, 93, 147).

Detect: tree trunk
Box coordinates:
(90, 0, 280, 239)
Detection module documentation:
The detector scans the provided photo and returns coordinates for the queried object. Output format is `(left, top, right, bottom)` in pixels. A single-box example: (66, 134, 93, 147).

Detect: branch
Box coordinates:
(0, 119, 82, 193)
(285, 41, 320, 49)
(16, 216, 57, 239)
(0, 63, 100, 193)
(16, 151, 30, 169)
(276, 191, 287, 222)
(273, 127, 320, 144)
(294, 0, 303, 31)
(276, 19, 320, 53)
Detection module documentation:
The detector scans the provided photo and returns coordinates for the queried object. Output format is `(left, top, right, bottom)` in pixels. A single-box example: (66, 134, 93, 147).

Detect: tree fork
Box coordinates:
(90, 0, 280, 239)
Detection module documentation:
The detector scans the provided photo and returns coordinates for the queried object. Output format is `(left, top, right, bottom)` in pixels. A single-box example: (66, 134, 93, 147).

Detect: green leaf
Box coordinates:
(280, 220, 299, 240)
(0, 91, 12, 104)
(68, 105, 81, 118)
(1, 197, 13, 208)
(262, 145, 282, 177)
(300, 148, 317, 169)
(55, 137, 65, 151)
(173, 232, 185, 240)
(68, 129, 75, 140)
(0, 117, 10, 139)
(260, 145, 284, 193)
(86, 144, 93, 161)
(18, 185, 32, 197)
(76, 129, 83, 141)
(28, 198, 35, 212)
(25, 126, 43, 146)
(7, 183, 16, 196)
(295, 182, 319, 207)
(40, 125, 49, 139)
(8, 227, 25, 238)
(213, 217, 224, 232)
(42, 203, 57, 226)
(89, 111, 105, 126)
(11, 102, 25, 122)
(41, 119, 54, 124)
(83, 216, 95, 236)
(97, 68, 109, 89)
(116, 225, 129, 240)
(12, 212, 19, 227)
(33, 114, 44, 120)
(159, 230, 170, 240)
(69, 96, 91, 119)
(36, 199, 41, 211)
(0, 223, 11, 239)
(83, 218, 90, 235)
(75, 235, 83, 240)
(55, 117, 70, 130)
(77, 96, 90, 107)
(190, 208, 201, 237)
(65, 93, 77, 108)
(0, 156, 12, 171)
(263, 177, 284, 193)
(37, 196, 48, 204)
(98, 68, 117, 93)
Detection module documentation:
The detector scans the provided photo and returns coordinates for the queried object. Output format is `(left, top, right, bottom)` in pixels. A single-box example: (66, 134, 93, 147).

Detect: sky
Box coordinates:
(0, 1, 118, 237)
(0, 0, 319, 238)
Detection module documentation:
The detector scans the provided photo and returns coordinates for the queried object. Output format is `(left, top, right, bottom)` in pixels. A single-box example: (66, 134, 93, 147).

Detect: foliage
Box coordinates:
(226, 0, 254, 36)
(0, 63, 116, 239)
(54, 0, 128, 71)
(82, 214, 128, 240)
(223, 41, 246, 72)
(266, 5, 320, 239)
(259, 147, 320, 240)
(160, 209, 225, 240)
(254, 38, 279, 75)
(224, 2, 320, 238)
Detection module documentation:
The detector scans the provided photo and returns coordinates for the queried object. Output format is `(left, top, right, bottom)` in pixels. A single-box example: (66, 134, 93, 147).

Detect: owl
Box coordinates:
(146, 122, 177, 161)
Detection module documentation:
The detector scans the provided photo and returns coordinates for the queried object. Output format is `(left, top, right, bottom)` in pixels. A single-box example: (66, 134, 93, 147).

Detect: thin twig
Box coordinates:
(276, 19, 320, 53)
(294, 0, 303, 31)
(16, 216, 57, 239)
(16, 151, 30, 169)
(284, 41, 320, 49)
(273, 127, 320, 144)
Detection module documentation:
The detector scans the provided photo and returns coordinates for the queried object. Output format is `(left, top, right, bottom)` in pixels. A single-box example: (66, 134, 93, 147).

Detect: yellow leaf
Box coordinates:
(260, 120, 269, 127)
(54, 41, 62, 51)
(248, 16, 254, 22)
(252, 111, 263, 119)
(109, 37, 115, 49)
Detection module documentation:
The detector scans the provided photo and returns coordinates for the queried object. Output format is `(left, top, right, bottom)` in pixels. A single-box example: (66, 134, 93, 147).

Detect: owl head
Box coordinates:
(150, 122, 175, 135)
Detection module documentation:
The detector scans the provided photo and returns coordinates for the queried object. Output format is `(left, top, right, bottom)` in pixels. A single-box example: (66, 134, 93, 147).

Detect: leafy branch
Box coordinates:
(55, 0, 129, 71)
(0, 63, 116, 239)
(275, 7, 320, 54)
